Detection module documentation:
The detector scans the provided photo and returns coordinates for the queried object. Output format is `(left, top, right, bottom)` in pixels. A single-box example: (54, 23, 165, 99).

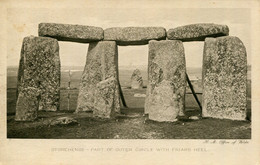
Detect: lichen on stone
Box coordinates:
(15, 87, 40, 121)
(76, 41, 120, 115)
(202, 36, 247, 120)
(167, 23, 229, 42)
(146, 40, 186, 121)
(17, 36, 60, 111)
(39, 23, 104, 43)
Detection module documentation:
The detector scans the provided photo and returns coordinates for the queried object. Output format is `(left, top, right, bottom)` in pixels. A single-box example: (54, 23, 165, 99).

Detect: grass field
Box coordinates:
(6, 66, 251, 139)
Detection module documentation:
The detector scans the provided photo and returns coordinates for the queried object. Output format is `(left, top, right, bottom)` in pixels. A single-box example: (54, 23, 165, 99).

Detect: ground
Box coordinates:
(6, 67, 251, 139)
(7, 87, 251, 139)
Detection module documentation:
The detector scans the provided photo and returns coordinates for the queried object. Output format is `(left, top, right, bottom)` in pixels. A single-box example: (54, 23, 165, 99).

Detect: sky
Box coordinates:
(6, 2, 251, 68)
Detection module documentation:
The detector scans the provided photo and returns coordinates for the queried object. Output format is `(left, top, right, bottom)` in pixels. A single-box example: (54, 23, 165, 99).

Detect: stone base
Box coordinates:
(93, 78, 117, 118)
(149, 80, 180, 122)
(131, 81, 143, 89)
(15, 87, 40, 121)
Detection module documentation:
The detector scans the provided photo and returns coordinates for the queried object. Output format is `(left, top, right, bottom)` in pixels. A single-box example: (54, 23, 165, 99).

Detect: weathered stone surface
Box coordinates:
(145, 40, 186, 121)
(17, 36, 60, 111)
(49, 117, 78, 126)
(202, 36, 247, 120)
(39, 23, 103, 43)
(167, 23, 229, 42)
(93, 77, 117, 118)
(104, 27, 166, 45)
(131, 69, 143, 89)
(144, 85, 152, 114)
(15, 87, 40, 121)
(149, 80, 181, 122)
(76, 41, 120, 114)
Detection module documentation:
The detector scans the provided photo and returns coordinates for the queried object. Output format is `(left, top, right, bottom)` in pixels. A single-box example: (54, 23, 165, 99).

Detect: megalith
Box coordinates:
(76, 41, 120, 115)
(104, 27, 166, 45)
(145, 40, 186, 122)
(167, 23, 229, 42)
(202, 36, 247, 120)
(39, 23, 104, 43)
(93, 77, 117, 118)
(17, 36, 60, 111)
(131, 69, 143, 89)
(15, 87, 40, 121)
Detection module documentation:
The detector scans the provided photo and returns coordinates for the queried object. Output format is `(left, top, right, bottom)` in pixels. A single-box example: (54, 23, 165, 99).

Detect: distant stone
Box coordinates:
(189, 116, 200, 120)
(76, 41, 120, 114)
(17, 36, 60, 111)
(50, 117, 78, 126)
(131, 69, 143, 89)
(114, 135, 120, 139)
(104, 27, 166, 45)
(38, 23, 103, 43)
(202, 36, 247, 120)
(93, 77, 117, 118)
(146, 40, 186, 122)
(15, 87, 40, 121)
(167, 23, 229, 42)
(134, 93, 146, 97)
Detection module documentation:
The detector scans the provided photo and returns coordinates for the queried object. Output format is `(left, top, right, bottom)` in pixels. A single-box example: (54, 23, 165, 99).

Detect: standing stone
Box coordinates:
(167, 23, 229, 42)
(17, 36, 60, 111)
(131, 69, 143, 89)
(15, 87, 40, 121)
(145, 40, 186, 122)
(202, 36, 247, 120)
(76, 41, 120, 114)
(38, 23, 104, 43)
(93, 77, 117, 118)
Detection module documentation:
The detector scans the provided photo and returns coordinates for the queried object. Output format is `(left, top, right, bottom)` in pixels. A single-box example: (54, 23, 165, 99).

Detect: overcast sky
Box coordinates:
(6, 4, 251, 68)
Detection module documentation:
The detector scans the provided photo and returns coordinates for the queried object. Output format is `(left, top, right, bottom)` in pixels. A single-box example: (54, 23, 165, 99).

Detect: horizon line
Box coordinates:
(7, 64, 252, 68)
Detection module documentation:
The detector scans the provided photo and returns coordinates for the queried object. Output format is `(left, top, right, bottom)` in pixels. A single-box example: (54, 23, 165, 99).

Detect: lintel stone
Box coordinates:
(39, 23, 104, 43)
(104, 27, 166, 46)
(167, 23, 229, 42)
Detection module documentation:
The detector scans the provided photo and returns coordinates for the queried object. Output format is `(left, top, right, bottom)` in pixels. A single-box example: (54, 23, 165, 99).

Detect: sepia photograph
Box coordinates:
(1, 0, 260, 164)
